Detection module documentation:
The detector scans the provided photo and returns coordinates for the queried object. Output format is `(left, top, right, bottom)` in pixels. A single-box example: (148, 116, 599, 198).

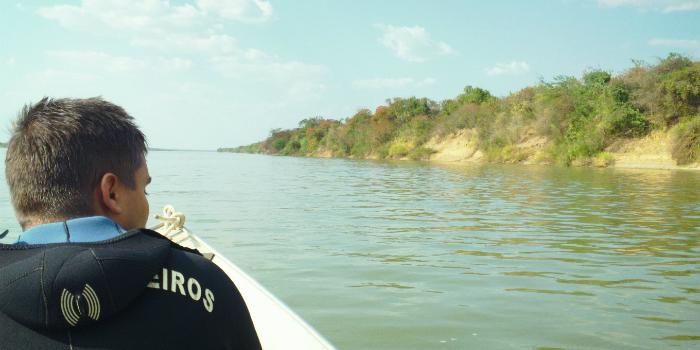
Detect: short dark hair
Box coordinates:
(5, 97, 147, 228)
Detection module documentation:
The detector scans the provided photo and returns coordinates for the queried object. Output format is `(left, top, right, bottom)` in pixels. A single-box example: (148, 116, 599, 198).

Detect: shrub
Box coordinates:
(442, 86, 492, 115)
(654, 53, 692, 76)
(556, 126, 607, 165)
(386, 97, 439, 122)
(434, 103, 482, 136)
(285, 140, 301, 153)
(408, 147, 436, 160)
(659, 63, 700, 125)
(486, 145, 529, 163)
(593, 152, 615, 167)
(406, 116, 434, 145)
(459, 86, 492, 105)
(607, 106, 650, 138)
(583, 70, 611, 86)
(610, 80, 631, 104)
(272, 139, 287, 152)
(377, 144, 390, 159)
(350, 141, 371, 158)
(505, 87, 537, 120)
(388, 142, 411, 158)
(671, 116, 700, 165)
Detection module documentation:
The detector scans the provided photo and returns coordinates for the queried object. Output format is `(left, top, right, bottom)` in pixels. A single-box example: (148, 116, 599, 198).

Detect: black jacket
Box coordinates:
(0, 229, 262, 349)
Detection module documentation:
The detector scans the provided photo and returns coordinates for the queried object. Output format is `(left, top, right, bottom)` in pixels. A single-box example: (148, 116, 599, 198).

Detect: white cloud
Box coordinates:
(286, 81, 327, 101)
(45, 51, 193, 73)
(37, 1, 315, 80)
(38, 1, 282, 63)
(375, 24, 453, 62)
(131, 33, 238, 54)
(598, 0, 648, 7)
(208, 54, 329, 104)
(47, 50, 148, 72)
(28, 69, 98, 83)
(648, 38, 700, 48)
(597, 0, 700, 12)
(36, 0, 326, 109)
(38, 0, 272, 31)
(664, 2, 700, 11)
(156, 57, 193, 72)
(197, 0, 273, 22)
(485, 61, 531, 76)
(352, 77, 436, 89)
(4, 57, 16, 65)
(210, 55, 327, 82)
(39, 1, 199, 32)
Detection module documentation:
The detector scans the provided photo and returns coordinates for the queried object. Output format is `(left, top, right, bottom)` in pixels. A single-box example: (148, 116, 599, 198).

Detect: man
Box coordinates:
(0, 97, 262, 349)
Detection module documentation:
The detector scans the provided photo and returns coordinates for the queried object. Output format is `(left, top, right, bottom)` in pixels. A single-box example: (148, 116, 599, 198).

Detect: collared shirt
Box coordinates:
(16, 216, 126, 245)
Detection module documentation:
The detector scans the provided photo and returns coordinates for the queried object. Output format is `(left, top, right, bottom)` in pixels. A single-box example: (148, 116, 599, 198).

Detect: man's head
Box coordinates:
(5, 97, 151, 230)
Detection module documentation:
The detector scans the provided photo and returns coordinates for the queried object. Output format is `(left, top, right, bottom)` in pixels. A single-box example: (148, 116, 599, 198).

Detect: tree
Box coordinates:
(459, 86, 492, 105)
(583, 70, 611, 86)
(386, 97, 439, 123)
(660, 62, 700, 125)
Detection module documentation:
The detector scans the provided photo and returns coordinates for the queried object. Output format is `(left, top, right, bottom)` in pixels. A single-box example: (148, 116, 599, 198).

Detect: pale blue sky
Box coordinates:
(1, 0, 699, 149)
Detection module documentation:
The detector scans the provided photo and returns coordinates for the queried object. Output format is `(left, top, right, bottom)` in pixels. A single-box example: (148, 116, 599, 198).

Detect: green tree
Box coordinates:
(659, 62, 700, 125)
(459, 86, 492, 104)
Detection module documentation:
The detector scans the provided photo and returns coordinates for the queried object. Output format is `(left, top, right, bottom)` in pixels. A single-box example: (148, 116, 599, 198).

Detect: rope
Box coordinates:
(152, 205, 194, 245)
(152, 205, 211, 258)
(153, 205, 185, 235)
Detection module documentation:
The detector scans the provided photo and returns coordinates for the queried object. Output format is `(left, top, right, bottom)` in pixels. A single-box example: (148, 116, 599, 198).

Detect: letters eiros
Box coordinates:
(147, 268, 215, 312)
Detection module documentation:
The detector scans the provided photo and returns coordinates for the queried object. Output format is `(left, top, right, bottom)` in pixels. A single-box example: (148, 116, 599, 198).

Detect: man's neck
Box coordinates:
(21, 216, 72, 232)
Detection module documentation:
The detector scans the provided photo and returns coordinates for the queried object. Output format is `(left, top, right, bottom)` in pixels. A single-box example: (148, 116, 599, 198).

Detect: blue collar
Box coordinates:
(16, 216, 126, 245)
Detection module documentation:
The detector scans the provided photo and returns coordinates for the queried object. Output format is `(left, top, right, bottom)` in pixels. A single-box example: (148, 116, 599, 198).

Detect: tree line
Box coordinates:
(219, 54, 700, 166)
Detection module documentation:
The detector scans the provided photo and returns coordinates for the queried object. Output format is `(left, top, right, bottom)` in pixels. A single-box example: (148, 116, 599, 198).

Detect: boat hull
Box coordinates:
(153, 221, 335, 350)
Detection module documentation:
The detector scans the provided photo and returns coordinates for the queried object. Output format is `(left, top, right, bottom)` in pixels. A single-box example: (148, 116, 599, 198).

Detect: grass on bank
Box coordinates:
(671, 116, 700, 165)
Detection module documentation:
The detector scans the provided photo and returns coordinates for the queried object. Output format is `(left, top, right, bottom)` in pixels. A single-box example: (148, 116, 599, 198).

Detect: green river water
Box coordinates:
(1, 150, 699, 349)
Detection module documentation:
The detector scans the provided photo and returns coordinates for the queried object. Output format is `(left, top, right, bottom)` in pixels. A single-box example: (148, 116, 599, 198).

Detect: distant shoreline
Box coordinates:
(220, 130, 700, 172)
(148, 147, 214, 152)
(220, 54, 700, 171)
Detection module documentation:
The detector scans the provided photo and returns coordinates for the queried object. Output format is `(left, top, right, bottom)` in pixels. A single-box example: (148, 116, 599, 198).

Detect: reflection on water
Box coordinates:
(1, 151, 698, 349)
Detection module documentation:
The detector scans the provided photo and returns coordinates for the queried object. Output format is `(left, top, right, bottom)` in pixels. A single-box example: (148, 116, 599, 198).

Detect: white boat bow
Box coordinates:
(151, 206, 335, 350)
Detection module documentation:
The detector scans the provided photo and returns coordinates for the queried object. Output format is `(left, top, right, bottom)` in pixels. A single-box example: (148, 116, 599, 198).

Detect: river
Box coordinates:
(1, 150, 699, 349)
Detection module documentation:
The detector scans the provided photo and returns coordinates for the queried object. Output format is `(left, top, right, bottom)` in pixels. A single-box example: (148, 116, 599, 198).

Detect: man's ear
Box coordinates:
(98, 173, 123, 215)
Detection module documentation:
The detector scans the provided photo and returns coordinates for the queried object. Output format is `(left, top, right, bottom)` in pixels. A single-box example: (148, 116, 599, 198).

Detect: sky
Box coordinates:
(1, 0, 699, 150)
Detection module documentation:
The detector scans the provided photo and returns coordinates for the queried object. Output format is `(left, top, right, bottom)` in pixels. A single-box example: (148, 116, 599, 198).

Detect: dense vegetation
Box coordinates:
(220, 54, 700, 166)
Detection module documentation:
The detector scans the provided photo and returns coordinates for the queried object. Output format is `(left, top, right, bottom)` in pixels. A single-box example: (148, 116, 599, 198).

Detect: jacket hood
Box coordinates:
(0, 230, 170, 330)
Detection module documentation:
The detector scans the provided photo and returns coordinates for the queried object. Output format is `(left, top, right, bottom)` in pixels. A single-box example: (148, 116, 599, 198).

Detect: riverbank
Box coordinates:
(220, 125, 700, 171)
(220, 54, 700, 169)
(262, 128, 698, 171)
(221, 127, 700, 171)
(418, 129, 699, 170)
